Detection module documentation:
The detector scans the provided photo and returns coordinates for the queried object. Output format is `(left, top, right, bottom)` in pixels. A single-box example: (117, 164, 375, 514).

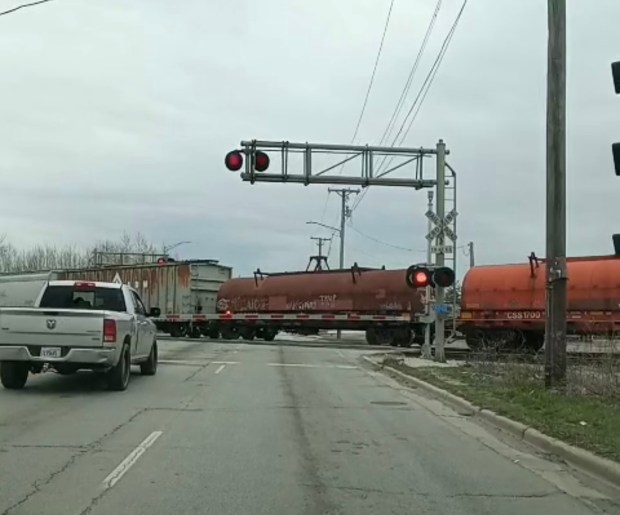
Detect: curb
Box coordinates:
(362, 354, 620, 487)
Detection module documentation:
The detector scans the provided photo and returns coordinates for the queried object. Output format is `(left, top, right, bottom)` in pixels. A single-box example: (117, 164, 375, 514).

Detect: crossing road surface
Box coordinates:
(0, 340, 618, 515)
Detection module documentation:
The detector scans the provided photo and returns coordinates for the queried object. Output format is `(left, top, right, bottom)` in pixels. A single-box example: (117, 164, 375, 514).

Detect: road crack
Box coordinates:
(1, 408, 147, 515)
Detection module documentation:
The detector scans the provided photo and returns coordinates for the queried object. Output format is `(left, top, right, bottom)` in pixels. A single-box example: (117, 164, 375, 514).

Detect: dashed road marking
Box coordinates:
(267, 363, 357, 370)
(102, 431, 163, 490)
(214, 364, 226, 375)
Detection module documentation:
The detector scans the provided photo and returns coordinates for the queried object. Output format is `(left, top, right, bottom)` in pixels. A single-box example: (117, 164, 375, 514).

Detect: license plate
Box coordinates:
(41, 347, 62, 359)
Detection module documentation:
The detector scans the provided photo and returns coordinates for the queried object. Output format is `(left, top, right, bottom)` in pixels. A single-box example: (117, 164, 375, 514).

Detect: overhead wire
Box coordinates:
(351, 0, 443, 214)
(0, 0, 54, 17)
(347, 223, 426, 253)
(389, 0, 469, 149)
(352, 0, 468, 214)
(319, 0, 395, 223)
(348, 0, 396, 149)
(377, 0, 442, 148)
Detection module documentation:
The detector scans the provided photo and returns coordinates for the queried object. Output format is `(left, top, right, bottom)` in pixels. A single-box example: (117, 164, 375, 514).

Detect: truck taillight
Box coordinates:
(75, 282, 96, 290)
(103, 319, 117, 343)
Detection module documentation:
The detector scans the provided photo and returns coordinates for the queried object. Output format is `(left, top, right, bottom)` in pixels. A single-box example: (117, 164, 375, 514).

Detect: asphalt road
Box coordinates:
(0, 340, 618, 515)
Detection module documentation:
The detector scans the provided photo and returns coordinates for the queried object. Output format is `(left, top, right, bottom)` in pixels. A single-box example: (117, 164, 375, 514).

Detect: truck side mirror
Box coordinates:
(149, 307, 161, 318)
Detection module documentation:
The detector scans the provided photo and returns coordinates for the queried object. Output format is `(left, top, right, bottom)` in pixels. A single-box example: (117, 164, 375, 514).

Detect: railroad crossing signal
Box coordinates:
(224, 140, 443, 188)
(405, 265, 455, 289)
(225, 149, 271, 173)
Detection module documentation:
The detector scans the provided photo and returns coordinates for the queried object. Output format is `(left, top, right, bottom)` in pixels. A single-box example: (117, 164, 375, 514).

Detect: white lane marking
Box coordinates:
(214, 364, 226, 375)
(159, 360, 239, 366)
(267, 363, 357, 370)
(159, 359, 208, 365)
(337, 350, 346, 359)
(102, 431, 163, 490)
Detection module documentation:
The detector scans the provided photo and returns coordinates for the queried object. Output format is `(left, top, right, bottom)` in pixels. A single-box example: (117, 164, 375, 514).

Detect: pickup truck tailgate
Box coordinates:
(0, 308, 105, 348)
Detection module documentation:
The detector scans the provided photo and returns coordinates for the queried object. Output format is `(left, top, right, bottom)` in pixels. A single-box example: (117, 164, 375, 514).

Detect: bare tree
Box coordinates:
(0, 233, 160, 273)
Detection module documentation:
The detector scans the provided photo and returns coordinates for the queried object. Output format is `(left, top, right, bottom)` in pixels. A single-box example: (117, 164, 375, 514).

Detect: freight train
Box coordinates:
(212, 266, 428, 346)
(2, 247, 618, 350)
(458, 252, 620, 351)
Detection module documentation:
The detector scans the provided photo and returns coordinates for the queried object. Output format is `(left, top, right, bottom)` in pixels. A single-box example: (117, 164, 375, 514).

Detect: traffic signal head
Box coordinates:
(612, 61, 620, 94)
(405, 266, 432, 288)
(613, 142, 620, 176)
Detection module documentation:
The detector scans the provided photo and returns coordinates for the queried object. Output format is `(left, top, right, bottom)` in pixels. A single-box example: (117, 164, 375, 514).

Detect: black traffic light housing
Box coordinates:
(613, 61, 620, 175)
(224, 149, 270, 172)
(405, 265, 455, 289)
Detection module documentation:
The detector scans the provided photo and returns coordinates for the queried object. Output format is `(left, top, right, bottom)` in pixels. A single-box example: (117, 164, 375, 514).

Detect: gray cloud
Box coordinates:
(0, 0, 618, 278)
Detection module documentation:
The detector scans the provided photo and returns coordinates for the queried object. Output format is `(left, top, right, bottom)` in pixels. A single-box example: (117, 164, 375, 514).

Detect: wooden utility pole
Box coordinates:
(545, 0, 568, 388)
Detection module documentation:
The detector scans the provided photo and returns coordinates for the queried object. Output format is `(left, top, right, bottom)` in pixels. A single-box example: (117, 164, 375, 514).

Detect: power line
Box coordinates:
(377, 0, 442, 147)
(321, 0, 396, 222)
(0, 0, 54, 17)
(351, 0, 445, 214)
(347, 223, 426, 253)
(348, 0, 396, 147)
(389, 0, 469, 149)
(362, 3, 466, 200)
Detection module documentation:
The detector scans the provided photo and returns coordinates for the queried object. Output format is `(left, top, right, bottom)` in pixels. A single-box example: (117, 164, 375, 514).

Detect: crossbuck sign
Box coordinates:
(425, 209, 457, 254)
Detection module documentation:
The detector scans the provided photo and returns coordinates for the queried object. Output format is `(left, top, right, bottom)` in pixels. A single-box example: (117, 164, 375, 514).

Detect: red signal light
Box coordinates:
(225, 150, 244, 171)
(405, 266, 431, 288)
(254, 151, 270, 172)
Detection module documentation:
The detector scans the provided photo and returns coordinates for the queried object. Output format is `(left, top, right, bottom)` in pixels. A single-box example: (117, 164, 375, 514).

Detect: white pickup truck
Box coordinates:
(0, 280, 160, 391)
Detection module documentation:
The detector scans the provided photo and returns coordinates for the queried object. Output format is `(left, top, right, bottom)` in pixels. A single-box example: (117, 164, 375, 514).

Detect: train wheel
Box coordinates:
(262, 329, 277, 342)
(373, 329, 396, 346)
(240, 328, 255, 341)
(394, 329, 412, 348)
(221, 327, 239, 340)
(523, 331, 544, 352)
(365, 329, 379, 346)
(188, 326, 202, 339)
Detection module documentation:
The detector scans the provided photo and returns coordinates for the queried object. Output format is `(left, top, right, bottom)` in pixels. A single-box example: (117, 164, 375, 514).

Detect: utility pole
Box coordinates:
(328, 187, 359, 340)
(306, 236, 331, 271)
(468, 241, 475, 268)
(545, 0, 567, 388)
(328, 188, 360, 270)
(422, 190, 434, 359)
(311, 236, 330, 259)
(434, 140, 447, 363)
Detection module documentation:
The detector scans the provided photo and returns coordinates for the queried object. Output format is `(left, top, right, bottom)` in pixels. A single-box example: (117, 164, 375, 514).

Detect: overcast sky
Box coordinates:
(0, 0, 618, 277)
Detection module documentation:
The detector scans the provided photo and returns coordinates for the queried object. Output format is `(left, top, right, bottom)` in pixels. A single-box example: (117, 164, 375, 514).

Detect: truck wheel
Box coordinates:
(0, 362, 29, 389)
(106, 343, 131, 391)
(140, 341, 158, 376)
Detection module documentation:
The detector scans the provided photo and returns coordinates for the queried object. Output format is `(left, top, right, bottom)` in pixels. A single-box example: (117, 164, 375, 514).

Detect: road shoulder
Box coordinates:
(361, 353, 620, 489)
